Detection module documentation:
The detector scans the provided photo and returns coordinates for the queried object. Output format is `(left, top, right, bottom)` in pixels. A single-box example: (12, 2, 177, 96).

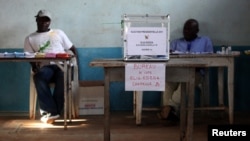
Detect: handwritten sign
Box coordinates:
(127, 27, 167, 56)
(125, 63, 165, 91)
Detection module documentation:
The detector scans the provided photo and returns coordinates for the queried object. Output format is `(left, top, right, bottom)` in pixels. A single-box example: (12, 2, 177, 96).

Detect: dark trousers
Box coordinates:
(33, 65, 64, 116)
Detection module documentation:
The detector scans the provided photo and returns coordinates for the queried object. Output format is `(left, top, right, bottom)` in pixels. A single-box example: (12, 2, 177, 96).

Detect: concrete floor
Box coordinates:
(0, 111, 249, 141)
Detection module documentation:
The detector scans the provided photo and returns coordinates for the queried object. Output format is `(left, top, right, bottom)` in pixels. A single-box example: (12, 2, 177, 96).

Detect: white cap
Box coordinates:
(35, 10, 51, 20)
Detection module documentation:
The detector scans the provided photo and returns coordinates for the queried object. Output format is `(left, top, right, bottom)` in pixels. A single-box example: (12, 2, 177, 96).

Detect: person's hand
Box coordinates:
(31, 63, 40, 73)
(32, 66, 39, 73)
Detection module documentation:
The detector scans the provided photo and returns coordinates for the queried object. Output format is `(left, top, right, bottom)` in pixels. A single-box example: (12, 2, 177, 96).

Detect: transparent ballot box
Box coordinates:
(121, 14, 170, 61)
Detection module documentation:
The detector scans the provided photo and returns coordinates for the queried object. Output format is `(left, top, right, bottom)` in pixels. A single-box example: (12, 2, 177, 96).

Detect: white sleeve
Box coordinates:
(58, 30, 73, 50)
(24, 36, 35, 53)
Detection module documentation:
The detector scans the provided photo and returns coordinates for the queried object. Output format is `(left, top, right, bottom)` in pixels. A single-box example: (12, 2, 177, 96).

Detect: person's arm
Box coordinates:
(204, 36, 214, 53)
(69, 45, 79, 66)
(69, 45, 77, 56)
(169, 39, 176, 53)
(24, 36, 40, 73)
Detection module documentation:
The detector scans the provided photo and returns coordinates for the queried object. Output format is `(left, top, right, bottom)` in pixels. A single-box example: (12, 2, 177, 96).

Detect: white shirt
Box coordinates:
(24, 29, 72, 53)
(24, 29, 73, 66)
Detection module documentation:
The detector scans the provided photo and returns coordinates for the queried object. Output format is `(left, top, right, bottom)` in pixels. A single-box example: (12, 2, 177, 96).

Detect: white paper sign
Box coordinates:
(127, 27, 167, 55)
(125, 63, 165, 91)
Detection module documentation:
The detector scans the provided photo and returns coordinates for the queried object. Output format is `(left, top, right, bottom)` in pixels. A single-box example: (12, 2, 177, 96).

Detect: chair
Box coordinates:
(29, 55, 79, 120)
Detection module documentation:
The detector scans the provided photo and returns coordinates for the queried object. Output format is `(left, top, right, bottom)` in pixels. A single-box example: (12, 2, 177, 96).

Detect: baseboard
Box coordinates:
(0, 112, 29, 117)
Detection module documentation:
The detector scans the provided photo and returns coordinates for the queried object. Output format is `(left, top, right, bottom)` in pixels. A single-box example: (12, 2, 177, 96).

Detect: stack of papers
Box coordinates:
(24, 52, 36, 58)
(45, 53, 56, 58)
(4, 52, 15, 58)
(0, 53, 4, 58)
(0, 52, 70, 58)
(56, 53, 70, 58)
(14, 52, 25, 58)
(35, 53, 45, 58)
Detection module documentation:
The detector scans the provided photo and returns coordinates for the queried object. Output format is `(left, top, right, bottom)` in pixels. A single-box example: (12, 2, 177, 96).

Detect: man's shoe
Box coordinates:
(157, 106, 179, 122)
(166, 110, 179, 122)
(41, 114, 60, 124)
(157, 105, 172, 120)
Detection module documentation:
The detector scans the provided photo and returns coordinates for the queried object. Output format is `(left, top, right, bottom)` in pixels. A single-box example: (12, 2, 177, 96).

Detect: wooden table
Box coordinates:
(0, 57, 73, 129)
(170, 51, 240, 125)
(90, 59, 208, 141)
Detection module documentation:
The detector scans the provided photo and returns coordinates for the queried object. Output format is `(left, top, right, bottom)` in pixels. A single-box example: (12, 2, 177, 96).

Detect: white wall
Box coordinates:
(0, 0, 249, 48)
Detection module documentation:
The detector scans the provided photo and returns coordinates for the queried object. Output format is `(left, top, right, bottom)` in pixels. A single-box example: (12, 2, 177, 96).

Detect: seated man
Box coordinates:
(24, 10, 78, 124)
(158, 19, 214, 122)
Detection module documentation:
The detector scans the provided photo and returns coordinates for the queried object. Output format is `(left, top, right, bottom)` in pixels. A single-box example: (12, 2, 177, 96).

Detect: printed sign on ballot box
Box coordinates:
(127, 27, 167, 56)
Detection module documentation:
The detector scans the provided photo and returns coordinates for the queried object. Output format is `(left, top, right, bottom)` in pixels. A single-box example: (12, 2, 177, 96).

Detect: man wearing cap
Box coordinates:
(24, 10, 78, 124)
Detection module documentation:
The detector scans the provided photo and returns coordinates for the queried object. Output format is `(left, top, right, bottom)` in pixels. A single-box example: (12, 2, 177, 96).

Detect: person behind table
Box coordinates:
(24, 10, 78, 124)
(158, 19, 214, 122)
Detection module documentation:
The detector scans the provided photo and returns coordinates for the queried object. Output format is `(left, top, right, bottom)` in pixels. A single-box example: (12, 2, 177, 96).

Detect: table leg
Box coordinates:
(227, 61, 234, 124)
(55, 61, 69, 130)
(180, 68, 195, 141)
(63, 61, 68, 130)
(181, 68, 195, 141)
(104, 68, 110, 141)
(218, 67, 224, 106)
(135, 91, 143, 125)
(186, 68, 195, 141)
(180, 82, 187, 141)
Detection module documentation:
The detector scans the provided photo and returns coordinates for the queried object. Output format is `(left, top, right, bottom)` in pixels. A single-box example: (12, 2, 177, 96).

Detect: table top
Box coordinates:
(90, 52, 241, 68)
(170, 51, 240, 58)
(90, 58, 207, 68)
(0, 56, 73, 62)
